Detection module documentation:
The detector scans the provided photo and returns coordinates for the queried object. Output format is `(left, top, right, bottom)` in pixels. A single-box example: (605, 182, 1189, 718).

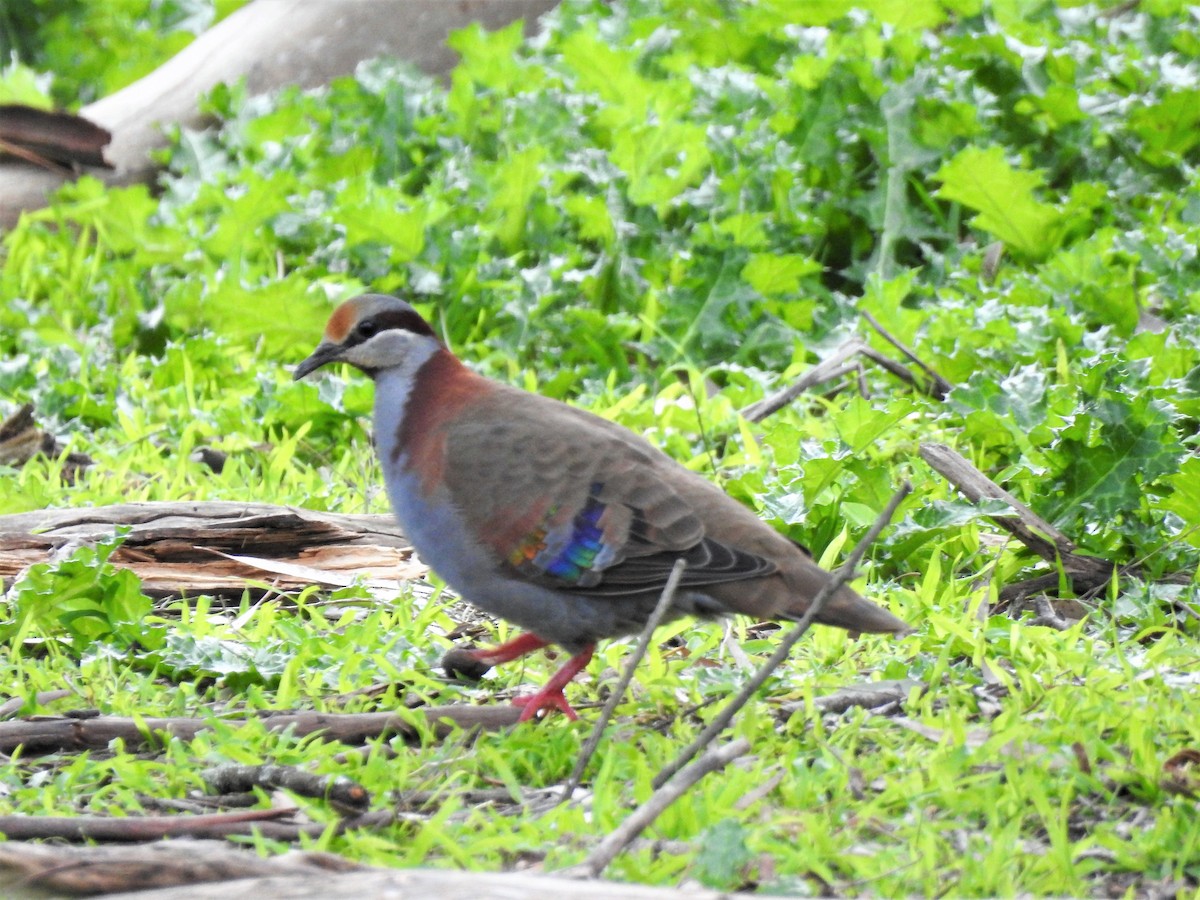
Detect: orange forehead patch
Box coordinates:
(324, 301, 358, 343)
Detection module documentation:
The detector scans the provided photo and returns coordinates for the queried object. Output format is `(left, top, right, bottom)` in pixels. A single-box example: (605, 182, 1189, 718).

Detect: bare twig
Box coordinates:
(777, 678, 924, 717)
(739, 339, 867, 423)
(651, 481, 912, 790)
(919, 442, 1121, 598)
(562, 559, 687, 802)
(0, 705, 522, 756)
(0, 689, 74, 720)
(860, 310, 953, 399)
(919, 443, 1077, 560)
(1176, 599, 1200, 624)
(0, 808, 299, 842)
(739, 326, 950, 424)
(200, 764, 370, 815)
(567, 737, 752, 879)
(857, 344, 926, 391)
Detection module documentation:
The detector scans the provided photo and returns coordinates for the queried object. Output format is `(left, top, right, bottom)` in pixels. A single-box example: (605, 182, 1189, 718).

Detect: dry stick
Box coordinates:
(919, 442, 1123, 598)
(860, 309, 954, 399)
(0, 808, 297, 842)
(651, 481, 912, 791)
(0, 705, 521, 756)
(200, 763, 370, 815)
(739, 339, 867, 423)
(857, 344, 924, 391)
(919, 442, 1076, 561)
(572, 737, 751, 879)
(0, 689, 74, 720)
(561, 559, 687, 803)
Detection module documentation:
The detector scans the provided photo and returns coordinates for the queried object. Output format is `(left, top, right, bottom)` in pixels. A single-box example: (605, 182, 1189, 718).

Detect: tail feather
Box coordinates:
(797, 582, 909, 635)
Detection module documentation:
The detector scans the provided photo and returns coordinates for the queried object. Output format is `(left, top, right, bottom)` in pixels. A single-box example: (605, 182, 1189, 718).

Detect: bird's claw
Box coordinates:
(512, 689, 579, 721)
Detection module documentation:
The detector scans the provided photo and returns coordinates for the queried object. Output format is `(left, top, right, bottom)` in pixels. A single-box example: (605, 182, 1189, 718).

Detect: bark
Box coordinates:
(0, 500, 425, 599)
(0, 705, 522, 757)
(918, 442, 1118, 595)
(0, 838, 728, 899)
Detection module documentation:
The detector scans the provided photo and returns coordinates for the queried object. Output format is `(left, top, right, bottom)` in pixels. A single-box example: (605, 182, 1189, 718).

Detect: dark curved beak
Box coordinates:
(293, 341, 342, 381)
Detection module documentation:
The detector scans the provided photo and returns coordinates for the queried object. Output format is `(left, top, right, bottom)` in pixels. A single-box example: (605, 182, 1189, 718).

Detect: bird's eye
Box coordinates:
(356, 319, 379, 339)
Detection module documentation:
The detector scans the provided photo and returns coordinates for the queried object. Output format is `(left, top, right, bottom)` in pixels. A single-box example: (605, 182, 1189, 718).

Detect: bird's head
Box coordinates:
(293, 294, 440, 381)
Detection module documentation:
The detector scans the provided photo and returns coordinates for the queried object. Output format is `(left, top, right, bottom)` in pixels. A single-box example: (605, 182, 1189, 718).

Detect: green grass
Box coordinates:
(2, 0, 1199, 895)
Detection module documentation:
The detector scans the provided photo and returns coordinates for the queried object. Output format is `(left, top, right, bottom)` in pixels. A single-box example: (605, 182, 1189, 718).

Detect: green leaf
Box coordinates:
(487, 146, 546, 252)
(695, 819, 752, 889)
(934, 145, 1064, 258)
(1047, 396, 1184, 521)
(610, 121, 711, 211)
(741, 253, 822, 296)
(1128, 89, 1200, 167)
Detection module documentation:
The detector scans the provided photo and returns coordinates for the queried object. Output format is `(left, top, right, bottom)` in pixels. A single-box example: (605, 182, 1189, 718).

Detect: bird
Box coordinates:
(294, 294, 907, 721)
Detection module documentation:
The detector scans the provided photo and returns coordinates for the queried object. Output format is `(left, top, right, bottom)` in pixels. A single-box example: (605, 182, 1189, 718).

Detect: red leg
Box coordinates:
(511, 645, 594, 722)
(470, 632, 549, 667)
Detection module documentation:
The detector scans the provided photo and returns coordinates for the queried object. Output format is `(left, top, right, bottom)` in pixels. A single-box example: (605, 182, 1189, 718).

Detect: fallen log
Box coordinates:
(0, 500, 426, 599)
(0, 840, 729, 900)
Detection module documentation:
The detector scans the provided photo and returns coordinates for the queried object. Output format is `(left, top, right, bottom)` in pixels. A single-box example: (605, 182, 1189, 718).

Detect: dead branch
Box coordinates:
(919, 443, 1077, 560)
(740, 339, 867, 422)
(0, 500, 425, 599)
(200, 765, 369, 815)
(0, 840, 361, 896)
(740, 325, 951, 424)
(919, 442, 1118, 595)
(860, 310, 953, 399)
(0, 689, 75, 720)
(0, 808, 300, 842)
(651, 481, 913, 790)
(0, 104, 112, 170)
(777, 677, 924, 717)
(0, 705, 522, 757)
(565, 738, 752, 879)
(562, 559, 687, 802)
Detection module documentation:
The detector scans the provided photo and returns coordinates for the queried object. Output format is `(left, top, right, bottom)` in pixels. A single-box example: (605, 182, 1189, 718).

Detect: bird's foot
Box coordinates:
(510, 645, 594, 722)
(512, 687, 580, 721)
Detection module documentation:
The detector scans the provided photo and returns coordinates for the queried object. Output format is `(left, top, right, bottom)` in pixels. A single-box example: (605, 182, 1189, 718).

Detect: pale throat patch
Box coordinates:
(368, 332, 439, 464)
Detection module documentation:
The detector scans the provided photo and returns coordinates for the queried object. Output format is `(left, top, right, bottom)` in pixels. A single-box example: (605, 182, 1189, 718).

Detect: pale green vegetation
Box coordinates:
(1, 0, 1198, 895)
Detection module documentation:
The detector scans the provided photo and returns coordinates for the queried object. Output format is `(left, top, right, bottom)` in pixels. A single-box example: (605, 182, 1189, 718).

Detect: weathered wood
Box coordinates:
(0, 808, 303, 843)
(0, 104, 112, 171)
(0, 500, 426, 598)
(0, 839, 728, 900)
(0, 705, 523, 757)
(919, 443, 1076, 559)
(0, 0, 560, 229)
(739, 339, 869, 422)
(0, 840, 362, 897)
(919, 442, 1119, 596)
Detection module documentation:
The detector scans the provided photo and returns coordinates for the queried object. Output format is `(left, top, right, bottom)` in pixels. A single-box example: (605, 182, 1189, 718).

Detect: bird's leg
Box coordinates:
(441, 632, 550, 681)
(511, 645, 594, 722)
(472, 632, 551, 666)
